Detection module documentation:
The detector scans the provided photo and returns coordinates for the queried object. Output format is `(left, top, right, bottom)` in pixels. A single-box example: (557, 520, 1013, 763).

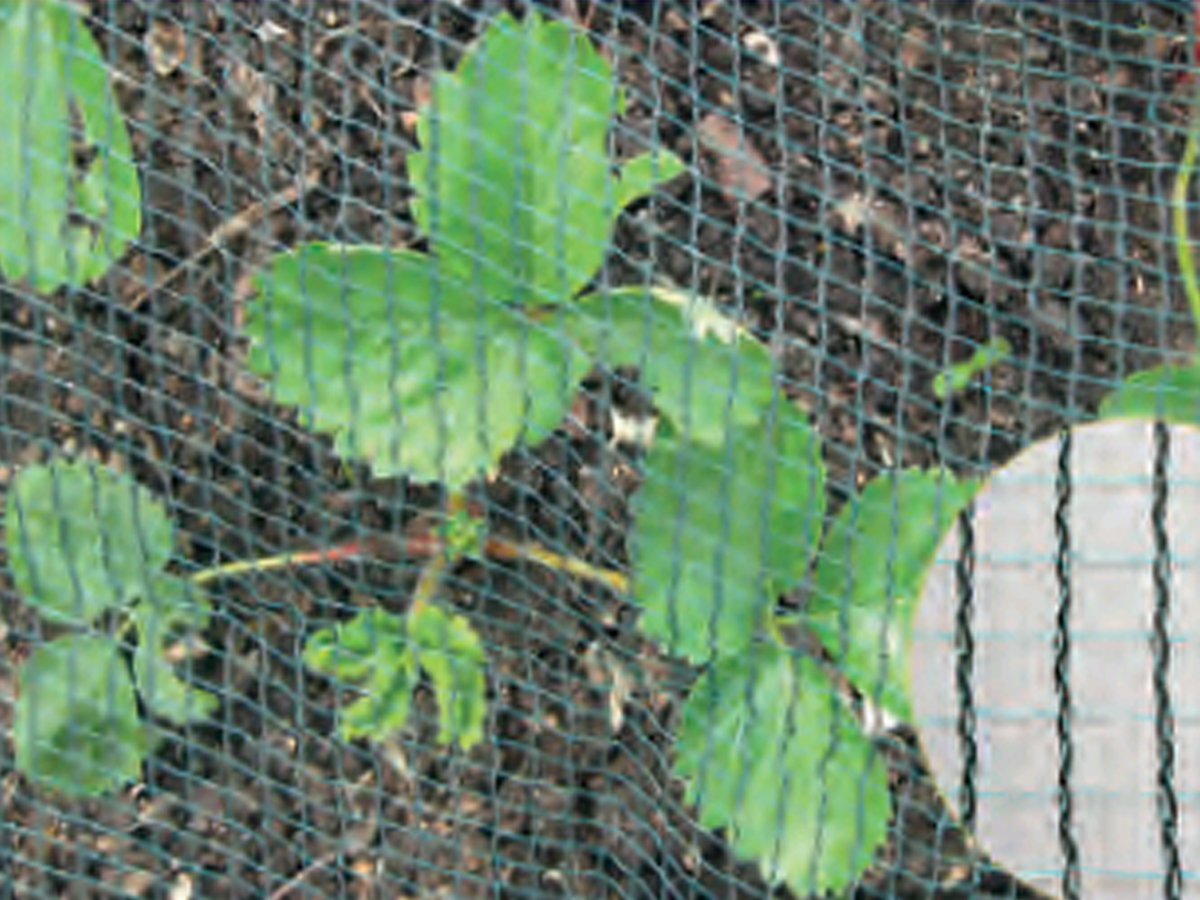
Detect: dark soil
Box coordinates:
(0, 2, 1194, 898)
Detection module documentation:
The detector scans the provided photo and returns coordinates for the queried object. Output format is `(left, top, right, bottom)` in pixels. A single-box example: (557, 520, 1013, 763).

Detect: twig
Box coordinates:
(264, 852, 337, 900)
(482, 536, 627, 593)
(410, 491, 468, 614)
(128, 169, 323, 312)
(188, 541, 370, 586)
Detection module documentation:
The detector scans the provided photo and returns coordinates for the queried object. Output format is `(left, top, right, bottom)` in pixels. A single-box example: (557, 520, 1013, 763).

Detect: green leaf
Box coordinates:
(6, 460, 176, 626)
(15, 634, 151, 797)
(1099, 363, 1200, 424)
(305, 607, 418, 740)
(129, 573, 211, 634)
(808, 470, 978, 722)
(0, 0, 141, 290)
(614, 151, 686, 212)
(570, 286, 776, 448)
(932, 336, 1011, 400)
(675, 646, 890, 895)
(246, 243, 586, 486)
(304, 605, 487, 749)
(130, 576, 216, 723)
(630, 406, 825, 663)
(408, 604, 488, 748)
(409, 12, 683, 305)
(444, 508, 488, 559)
(132, 644, 217, 724)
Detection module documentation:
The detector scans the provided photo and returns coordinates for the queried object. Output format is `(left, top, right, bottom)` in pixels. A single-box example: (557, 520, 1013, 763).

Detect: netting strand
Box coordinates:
(1151, 421, 1183, 900)
(1053, 429, 1080, 900)
(953, 504, 977, 832)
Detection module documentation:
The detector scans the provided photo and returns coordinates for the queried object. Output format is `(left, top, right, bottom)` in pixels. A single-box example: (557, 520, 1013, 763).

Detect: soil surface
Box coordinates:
(0, 2, 1194, 899)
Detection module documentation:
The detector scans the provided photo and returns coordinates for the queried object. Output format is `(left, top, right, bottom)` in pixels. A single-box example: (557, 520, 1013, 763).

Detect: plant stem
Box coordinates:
(1174, 89, 1200, 343)
(409, 492, 468, 614)
(185, 504, 628, 597)
(188, 543, 370, 586)
(481, 536, 628, 593)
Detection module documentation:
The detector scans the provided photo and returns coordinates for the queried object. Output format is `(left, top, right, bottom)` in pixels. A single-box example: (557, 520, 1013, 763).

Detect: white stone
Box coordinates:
(912, 419, 1200, 899)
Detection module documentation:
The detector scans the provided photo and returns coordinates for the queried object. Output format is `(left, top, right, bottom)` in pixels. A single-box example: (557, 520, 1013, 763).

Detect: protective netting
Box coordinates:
(1, 2, 1198, 899)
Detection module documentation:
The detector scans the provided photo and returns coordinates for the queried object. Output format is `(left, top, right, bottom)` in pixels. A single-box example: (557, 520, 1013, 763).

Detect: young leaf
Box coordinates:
(0, 0, 141, 290)
(807, 470, 978, 722)
(631, 406, 825, 663)
(675, 646, 890, 895)
(304, 605, 487, 749)
(932, 336, 1011, 400)
(305, 607, 416, 739)
(15, 634, 151, 797)
(6, 460, 176, 626)
(408, 12, 684, 306)
(570, 287, 776, 448)
(1098, 362, 1200, 424)
(247, 243, 585, 486)
(408, 604, 488, 748)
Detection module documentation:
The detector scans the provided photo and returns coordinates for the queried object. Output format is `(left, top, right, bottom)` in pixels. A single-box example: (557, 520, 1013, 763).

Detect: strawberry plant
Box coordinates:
(4, 460, 215, 796)
(0, 1, 162, 798)
(243, 10, 686, 756)
(0, 6, 982, 893)
(240, 11, 979, 895)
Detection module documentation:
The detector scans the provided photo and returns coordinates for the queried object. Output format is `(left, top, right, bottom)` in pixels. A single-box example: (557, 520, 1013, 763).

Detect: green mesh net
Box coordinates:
(0, 3, 1197, 899)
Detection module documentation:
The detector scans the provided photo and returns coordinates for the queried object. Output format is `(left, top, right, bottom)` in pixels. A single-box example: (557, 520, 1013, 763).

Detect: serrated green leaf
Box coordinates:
(305, 605, 486, 748)
(1099, 363, 1200, 424)
(408, 604, 488, 749)
(132, 643, 217, 724)
(631, 407, 825, 663)
(130, 576, 215, 724)
(808, 470, 978, 722)
(15, 634, 150, 797)
(675, 646, 889, 895)
(304, 617, 379, 685)
(409, 12, 683, 305)
(304, 607, 419, 741)
(571, 287, 776, 448)
(246, 243, 585, 486)
(0, 0, 141, 290)
(6, 460, 176, 626)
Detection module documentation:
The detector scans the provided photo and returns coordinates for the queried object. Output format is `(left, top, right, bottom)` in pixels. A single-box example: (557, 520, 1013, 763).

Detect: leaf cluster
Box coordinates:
(244, 13, 684, 759)
(575, 287, 978, 893)
(304, 604, 486, 748)
(245, 12, 684, 486)
(240, 10, 979, 896)
(4, 460, 215, 796)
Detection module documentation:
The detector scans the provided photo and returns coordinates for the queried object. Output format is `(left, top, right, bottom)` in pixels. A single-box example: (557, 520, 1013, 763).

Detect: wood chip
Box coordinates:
(741, 29, 780, 67)
(145, 18, 187, 77)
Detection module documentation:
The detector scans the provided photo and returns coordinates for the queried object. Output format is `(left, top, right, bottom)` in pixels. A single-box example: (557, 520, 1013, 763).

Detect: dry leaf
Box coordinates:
(225, 59, 275, 142)
(698, 113, 771, 202)
(401, 75, 433, 133)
